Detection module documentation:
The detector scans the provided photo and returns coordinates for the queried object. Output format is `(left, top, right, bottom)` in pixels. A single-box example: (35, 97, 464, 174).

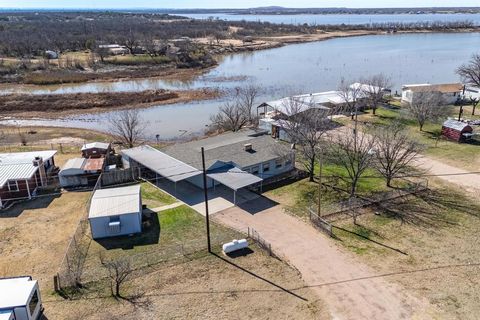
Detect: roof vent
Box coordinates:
(244, 143, 253, 152)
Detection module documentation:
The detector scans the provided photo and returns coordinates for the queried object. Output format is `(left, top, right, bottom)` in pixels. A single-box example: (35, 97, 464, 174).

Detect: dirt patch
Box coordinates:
(332, 180, 480, 319)
(44, 249, 327, 320)
(0, 88, 219, 118)
(0, 192, 90, 294)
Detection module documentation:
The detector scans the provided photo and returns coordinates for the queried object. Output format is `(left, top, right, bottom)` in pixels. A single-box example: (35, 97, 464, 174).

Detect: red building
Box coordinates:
(0, 150, 57, 208)
(441, 119, 473, 142)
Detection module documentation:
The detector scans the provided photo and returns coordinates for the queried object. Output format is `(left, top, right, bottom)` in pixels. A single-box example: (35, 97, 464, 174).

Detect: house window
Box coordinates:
(7, 180, 19, 192)
(263, 162, 270, 172)
(285, 157, 292, 167)
(29, 290, 39, 316)
(251, 166, 259, 175)
(275, 159, 283, 169)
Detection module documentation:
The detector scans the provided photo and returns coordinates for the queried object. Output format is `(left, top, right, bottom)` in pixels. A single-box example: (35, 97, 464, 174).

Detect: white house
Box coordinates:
(401, 83, 463, 105)
(88, 185, 142, 239)
(0, 276, 43, 320)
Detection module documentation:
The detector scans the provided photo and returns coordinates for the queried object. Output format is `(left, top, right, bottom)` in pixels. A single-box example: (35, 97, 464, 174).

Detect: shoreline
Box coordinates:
(0, 88, 220, 119)
(1, 28, 477, 91)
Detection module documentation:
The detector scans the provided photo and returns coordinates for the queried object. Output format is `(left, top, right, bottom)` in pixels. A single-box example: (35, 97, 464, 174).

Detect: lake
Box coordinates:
(174, 13, 480, 26)
(2, 32, 479, 139)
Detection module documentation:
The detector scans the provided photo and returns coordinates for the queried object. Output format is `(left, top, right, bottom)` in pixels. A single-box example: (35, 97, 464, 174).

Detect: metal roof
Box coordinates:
(442, 119, 473, 132)
(81, 142, 110, 151)
(84, 158, 105, 171)
(402, 83, 463, 93)
(122, 145, 201, 182)
(88, 185, 141, 219)
(207, 165, 262, 191)
(0, 277, 37, 309)
(0, 150, 56, 188)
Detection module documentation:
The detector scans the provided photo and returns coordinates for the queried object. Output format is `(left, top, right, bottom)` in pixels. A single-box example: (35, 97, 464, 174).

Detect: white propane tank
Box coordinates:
(222, 239, 248, 254)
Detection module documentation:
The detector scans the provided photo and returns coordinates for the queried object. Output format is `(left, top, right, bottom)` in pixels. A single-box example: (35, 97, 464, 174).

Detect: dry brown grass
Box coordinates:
(44, 248, 327, 320)
(0, 192, 91, 294)
(0, 89, 219, 118)
(332, 179, 480, 319)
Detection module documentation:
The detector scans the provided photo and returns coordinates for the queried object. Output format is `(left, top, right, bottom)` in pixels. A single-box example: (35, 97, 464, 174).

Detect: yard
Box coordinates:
(265, 162, 391, 220)
(45, 247, 326, 320)
(331, 180, 480, 319)
(43, 183, 326, 319)
(0, 191, 91, 294)
(348, 103, 480, 171)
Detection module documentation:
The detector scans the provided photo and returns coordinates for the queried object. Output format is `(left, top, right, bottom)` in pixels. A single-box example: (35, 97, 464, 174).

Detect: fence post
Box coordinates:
(53, 274, 60, 292)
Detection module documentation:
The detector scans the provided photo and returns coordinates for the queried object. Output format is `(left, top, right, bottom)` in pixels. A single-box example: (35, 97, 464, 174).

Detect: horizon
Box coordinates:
(2, 0, 480, 10)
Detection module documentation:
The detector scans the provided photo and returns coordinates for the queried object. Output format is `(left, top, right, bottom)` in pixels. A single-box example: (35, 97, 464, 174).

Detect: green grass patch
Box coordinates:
(141, 182, 177, 208)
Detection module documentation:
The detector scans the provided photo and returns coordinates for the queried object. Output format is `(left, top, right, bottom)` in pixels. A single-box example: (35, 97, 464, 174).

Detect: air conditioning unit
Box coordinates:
(244, 143, 253, 151)
(108, 221, 121, 234)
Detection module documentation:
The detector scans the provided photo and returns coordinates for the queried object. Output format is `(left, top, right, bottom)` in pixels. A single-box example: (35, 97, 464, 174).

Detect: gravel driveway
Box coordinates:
(213, 197, 438, 320)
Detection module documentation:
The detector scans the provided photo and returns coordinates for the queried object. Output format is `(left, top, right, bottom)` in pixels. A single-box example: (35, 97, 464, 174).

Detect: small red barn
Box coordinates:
(441, 119, 473, 142)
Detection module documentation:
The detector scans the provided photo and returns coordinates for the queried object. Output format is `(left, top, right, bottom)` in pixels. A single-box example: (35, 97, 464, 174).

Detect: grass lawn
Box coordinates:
(83, 205, 240, 279)
(140, 181, 177, 208)
(332, 181, 480, 319)
(355, 105, 480, 171)
(265, 162, 390, 220)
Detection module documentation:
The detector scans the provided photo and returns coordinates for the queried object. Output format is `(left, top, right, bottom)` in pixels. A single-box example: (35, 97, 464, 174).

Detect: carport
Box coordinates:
(122, 146, 263, 206)
(122, 145, 202, 194)
(207, 165, 263, 204)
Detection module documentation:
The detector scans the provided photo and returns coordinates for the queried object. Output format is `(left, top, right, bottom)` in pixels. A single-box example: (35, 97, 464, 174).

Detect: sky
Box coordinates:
(0, 0, 479, 9)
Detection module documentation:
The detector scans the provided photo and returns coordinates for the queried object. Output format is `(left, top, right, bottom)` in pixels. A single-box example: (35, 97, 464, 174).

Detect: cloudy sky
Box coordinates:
(1, 0, 478, 9)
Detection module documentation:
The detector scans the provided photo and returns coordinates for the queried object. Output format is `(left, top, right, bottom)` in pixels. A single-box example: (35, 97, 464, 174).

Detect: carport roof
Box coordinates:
(207, 165, 262, 191)
(122, 145, 201, 182)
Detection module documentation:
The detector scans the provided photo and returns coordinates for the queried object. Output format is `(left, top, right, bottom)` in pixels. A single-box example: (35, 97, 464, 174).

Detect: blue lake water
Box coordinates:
(174, 13, 480, 26)
(2, 32, 480, 139)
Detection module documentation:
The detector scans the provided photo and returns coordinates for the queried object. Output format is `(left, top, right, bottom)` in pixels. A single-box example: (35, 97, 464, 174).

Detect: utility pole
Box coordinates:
(317, 152, 323, 217)
(201, 147, 212, 253)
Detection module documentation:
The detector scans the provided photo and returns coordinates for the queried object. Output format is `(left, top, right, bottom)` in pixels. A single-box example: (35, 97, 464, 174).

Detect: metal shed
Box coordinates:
(441, 119, 473, 142)
(88, 185, 142, 239)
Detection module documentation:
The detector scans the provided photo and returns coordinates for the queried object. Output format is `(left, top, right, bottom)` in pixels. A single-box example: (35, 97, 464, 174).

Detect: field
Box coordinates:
(350, 103, 480, 171)
(0, 192, 91, 294)
(46, 248, 326, 320)
(1, 175, 322, 319)
(329, 180, 480, 319)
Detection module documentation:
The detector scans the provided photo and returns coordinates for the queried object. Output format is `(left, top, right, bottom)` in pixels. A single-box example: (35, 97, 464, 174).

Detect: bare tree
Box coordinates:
(100, 255, 134, 298)
(337, 79, 364, 117)
(456, 53, 480, 87)
(406, 92, 448, 131)
(209, 85, 259, 132)
(327, 127, 376, 223)
(280, 98, 332, 182)
(95, 46, 110, 63)
(360, 74, 392, 115)
(373, 122, 421, 187)
(470, 97, 479, 116)
(108, 109, 145, 148)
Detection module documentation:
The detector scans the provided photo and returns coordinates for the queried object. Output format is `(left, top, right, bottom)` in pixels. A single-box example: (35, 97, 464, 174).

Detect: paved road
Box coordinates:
(214, 198, 437, 320)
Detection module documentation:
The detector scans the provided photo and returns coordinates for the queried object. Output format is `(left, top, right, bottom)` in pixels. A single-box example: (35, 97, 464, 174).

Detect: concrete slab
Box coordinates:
(154, 179, 259, 216)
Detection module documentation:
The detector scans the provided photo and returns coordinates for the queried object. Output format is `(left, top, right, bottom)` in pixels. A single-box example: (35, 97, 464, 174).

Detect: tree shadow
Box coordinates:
(95, 210, 160, 250)
(373, 188, 479, 229)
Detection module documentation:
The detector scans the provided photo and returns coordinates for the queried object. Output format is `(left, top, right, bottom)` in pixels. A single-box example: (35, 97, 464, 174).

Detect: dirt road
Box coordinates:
(414, 156, 480, 197)
(213, 198, 438, 320)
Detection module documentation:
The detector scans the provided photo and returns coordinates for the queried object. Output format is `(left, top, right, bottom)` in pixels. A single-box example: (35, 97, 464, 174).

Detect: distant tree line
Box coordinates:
(0, 11, 476, 58)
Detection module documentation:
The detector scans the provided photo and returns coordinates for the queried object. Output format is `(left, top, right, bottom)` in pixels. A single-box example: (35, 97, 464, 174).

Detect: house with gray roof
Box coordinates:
(121, 130, 294, 203)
